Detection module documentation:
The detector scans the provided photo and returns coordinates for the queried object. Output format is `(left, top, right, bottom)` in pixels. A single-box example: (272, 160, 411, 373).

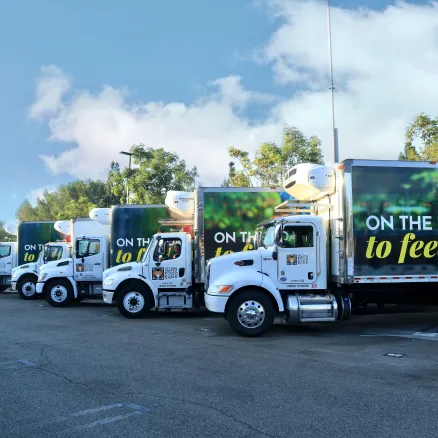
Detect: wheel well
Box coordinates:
(224, 286, 280, 315)
(115, 279, 153, 302)
(18, 273, 38, 284)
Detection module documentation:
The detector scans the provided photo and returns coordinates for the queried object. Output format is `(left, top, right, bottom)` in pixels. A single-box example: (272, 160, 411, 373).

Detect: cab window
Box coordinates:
(280, 225, 314, 248)
(45, 246, 63, 262)
(153, 238, 182, 261)
(77, 239, 100, 258)
(0, 245, 11, 258)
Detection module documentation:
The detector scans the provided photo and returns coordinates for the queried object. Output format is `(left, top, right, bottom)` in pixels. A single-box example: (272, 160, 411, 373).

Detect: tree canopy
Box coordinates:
(16, 145, 199, 221)
(0, 220, 17, 242)
(222, 125, 324, 187)
(16, 179, 117, 221)
(399, 113, 438, 161)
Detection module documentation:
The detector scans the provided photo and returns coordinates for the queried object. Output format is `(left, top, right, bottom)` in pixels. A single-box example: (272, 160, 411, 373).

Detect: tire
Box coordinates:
(226, 289, 275, 337)
(17, 276, 38, 300)
(46, 279, 74, 307)
(117, 285, 154, 319)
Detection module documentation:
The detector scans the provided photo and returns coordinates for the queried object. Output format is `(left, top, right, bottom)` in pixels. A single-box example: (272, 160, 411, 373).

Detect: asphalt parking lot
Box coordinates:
(0, 291, 437, 438)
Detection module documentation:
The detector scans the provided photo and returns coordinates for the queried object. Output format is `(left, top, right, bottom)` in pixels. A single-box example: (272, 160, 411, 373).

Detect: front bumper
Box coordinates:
(36, 282, 45, 294)
(103, 290, 114, 304)
(204, 293, 229, 313)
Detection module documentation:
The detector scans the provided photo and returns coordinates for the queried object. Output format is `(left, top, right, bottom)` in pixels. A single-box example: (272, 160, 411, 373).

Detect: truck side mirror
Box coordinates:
(272, 246, 278, 261)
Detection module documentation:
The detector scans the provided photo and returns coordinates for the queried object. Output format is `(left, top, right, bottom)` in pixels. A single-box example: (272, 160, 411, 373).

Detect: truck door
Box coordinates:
(0, 244, 13, 276)
(277, 224, 317, 285)
(150, 236, 187, 290)
(74, 238, 104, 282)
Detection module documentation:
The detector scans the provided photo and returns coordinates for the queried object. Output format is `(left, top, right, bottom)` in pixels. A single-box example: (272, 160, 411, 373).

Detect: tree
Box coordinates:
(16, 179, 118, 221)
(107, 161, 127, 205)
(222, 125, 324, 187)
(0, 220, 16, 242)
(112, 144, 199, 204)
(399, 113, 438, 161)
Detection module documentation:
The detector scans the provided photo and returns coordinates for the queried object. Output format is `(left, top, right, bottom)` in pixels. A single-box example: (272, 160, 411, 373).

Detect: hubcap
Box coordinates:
(22, 282, 36, 297)
(124, 291, 145, 313)
(237, 300, 265, 329)
(50, 285, 68, 302)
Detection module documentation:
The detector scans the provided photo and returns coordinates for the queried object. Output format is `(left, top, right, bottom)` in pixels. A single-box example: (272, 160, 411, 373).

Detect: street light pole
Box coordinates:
(327, 0, 339, 163)
(120, 151, 133, 205)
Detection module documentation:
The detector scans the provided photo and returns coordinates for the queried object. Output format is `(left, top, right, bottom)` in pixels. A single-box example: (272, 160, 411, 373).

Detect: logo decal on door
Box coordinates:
(152, 267, 179, 280)
(76, 264, 94, 272)
(287, 255, 297, 265)
(287, 254, 309, 265)
(152, 268, 164, 280)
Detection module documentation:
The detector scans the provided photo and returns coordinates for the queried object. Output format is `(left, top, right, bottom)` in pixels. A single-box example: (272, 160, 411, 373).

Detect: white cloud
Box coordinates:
(27, 185, 57, 207)
(29, 1, 438, 185)
(28, 65, 71, 120)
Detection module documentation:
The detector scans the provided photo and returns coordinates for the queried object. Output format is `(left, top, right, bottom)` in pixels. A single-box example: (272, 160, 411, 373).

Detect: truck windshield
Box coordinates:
(261, 224, 276, 248)
(0, 244, 11, 258)
(141, 241, 152, 263)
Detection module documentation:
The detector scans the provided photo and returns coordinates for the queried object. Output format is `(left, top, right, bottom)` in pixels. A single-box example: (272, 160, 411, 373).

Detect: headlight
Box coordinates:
(38, 273, 47, 282)
(209, 285, 233, 294)
(104, 278, 114, 286)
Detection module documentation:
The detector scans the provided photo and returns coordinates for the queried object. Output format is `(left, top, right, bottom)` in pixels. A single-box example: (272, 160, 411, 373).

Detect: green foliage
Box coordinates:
(204, 192, 283, 230)
(0, 220, 16, 242)
(112, 144, 199, 204)
(223, 125, 324, 187)
(16, 179, 117, 221)
(399, 113, 438, 161)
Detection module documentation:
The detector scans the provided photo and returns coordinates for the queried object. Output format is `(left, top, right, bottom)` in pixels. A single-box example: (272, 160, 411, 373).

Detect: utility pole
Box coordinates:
(119, 151, 133, 204)
(327, 0, 339, 163)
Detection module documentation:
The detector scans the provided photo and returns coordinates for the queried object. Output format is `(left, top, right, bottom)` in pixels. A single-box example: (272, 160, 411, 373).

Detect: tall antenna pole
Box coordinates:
(327, 0, 339, 163)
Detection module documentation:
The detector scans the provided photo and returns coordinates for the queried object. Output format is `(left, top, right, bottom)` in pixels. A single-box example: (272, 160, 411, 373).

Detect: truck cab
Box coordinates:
(0, 242, 17, 292)
(36, 234, 109, 306)
(102, 232, 194, 318)
(204, 213, 350, 337)
(11, 242, 71, 300)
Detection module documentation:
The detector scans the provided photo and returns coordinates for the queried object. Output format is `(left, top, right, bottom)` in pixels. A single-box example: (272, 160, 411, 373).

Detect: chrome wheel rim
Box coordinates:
(124, 292, 145, 313)
(50, 285, 67, 302)
(237, 300, 265, 329)
(22, 281, 36, 297)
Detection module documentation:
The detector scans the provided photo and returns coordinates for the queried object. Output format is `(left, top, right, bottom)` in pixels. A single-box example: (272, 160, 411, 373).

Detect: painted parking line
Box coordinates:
(0, 359, 36, 369)
(63, 410, 143, 432)
(30, 402, 150, 432)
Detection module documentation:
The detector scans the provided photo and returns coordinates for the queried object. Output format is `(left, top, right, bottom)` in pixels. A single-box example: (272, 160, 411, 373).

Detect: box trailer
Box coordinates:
(204, 159, 438, 336)
(101, 187, 295, 318)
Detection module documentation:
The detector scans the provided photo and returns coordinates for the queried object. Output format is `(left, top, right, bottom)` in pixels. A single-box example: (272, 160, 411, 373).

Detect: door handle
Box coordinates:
(95, 263, 101, 265)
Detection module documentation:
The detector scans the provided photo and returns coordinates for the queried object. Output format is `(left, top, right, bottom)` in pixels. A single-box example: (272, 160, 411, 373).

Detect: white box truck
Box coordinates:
(36, 217, 111, 306)
(1, 220, 65, 293)
(101, 187, 295, 318)
(204, 159, 438, 336)
(11, 220, 73, 300)
(36, 204, 175, 307)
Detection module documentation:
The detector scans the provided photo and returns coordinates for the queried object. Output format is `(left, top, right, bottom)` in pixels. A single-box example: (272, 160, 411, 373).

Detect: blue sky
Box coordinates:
(0, 0, 433, 222)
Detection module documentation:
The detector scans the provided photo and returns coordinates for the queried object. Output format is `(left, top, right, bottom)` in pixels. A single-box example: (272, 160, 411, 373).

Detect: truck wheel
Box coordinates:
(46, 279, 73, 307)
(226, 290, 275, 337)
(117, 286, 153, 319)
(17, 277, 37, 300)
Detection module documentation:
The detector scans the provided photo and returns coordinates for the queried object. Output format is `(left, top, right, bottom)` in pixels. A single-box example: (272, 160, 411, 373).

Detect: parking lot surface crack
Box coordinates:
(115, 390, 286, 438)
